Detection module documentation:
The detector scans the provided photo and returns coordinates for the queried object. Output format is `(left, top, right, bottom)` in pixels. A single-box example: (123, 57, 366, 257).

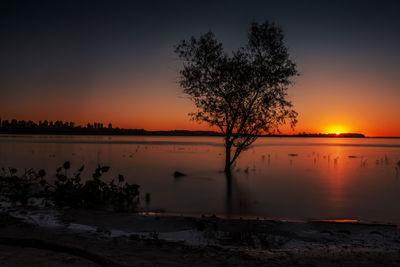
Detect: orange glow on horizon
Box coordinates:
(322, 125, 350, 135)
(1, 113, 400, 137)
(1, 76, 399, 137)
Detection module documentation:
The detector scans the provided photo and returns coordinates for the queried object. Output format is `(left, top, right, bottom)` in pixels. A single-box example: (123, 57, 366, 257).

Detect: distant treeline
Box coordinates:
(0, 119, 222, 136)
(0, 118, 111, 130)
(0, 118, 366, 137)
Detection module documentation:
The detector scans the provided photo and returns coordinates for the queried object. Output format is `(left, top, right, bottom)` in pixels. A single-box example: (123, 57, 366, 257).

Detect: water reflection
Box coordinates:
(224, 172, 252, 218)
(0, 135, 400, 223)
(225, 172, 232, 216)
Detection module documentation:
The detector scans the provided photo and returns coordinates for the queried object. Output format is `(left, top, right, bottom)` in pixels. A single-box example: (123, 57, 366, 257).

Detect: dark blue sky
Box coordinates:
(1, 0, 399, 135)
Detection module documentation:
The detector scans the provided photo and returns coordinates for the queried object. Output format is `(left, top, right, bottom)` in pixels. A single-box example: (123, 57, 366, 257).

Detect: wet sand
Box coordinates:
(1, 208, 400, 266)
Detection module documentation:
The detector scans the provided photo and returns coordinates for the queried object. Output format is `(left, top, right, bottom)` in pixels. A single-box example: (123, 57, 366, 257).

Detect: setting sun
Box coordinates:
(323, 125, 349, 135)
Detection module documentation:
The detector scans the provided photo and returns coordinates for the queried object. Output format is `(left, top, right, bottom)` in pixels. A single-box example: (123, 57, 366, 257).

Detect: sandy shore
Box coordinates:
(1, 207, 400, 266)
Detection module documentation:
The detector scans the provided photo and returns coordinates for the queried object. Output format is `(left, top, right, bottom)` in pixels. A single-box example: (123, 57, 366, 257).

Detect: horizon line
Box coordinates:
(1, 118, 399, 138)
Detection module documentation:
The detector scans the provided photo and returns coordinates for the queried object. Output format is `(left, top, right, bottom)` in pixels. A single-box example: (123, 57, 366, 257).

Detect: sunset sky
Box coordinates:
(0, 0, 399, 137)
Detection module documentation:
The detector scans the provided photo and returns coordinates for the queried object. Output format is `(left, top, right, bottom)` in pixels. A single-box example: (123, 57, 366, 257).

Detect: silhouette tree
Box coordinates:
(175, 21, 298, 174)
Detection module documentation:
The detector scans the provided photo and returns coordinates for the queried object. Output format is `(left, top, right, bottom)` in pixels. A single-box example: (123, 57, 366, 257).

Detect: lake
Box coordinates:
(1, 135, 400, 223)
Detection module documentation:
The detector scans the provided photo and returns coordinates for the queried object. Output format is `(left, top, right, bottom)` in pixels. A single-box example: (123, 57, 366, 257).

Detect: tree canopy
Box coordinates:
(175, 21, 298, 173)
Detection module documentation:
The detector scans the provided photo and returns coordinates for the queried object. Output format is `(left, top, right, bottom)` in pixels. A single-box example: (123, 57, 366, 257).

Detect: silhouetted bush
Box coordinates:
(0, 162, 140, 211)
(0, 167, 45, 205)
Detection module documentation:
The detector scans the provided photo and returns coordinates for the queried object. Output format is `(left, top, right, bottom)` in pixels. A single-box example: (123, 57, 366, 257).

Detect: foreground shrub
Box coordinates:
(0, 162, 140, 211)
(0, 167, 45, 205)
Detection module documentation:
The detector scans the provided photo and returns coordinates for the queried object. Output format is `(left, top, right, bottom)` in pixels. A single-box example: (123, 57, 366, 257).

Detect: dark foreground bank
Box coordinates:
(0, 207, 400, 266)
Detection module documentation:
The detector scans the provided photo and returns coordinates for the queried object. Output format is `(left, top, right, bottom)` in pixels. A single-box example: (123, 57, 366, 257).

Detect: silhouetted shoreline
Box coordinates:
(0, 128, 371, 137)
(1, 119, 394, 138)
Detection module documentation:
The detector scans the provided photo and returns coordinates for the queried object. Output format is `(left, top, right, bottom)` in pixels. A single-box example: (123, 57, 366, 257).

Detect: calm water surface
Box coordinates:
(1, 135, 400, 223)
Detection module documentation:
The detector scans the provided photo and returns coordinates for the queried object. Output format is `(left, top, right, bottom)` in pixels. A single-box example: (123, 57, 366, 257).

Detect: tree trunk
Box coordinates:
(224, 144, 231, 174)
